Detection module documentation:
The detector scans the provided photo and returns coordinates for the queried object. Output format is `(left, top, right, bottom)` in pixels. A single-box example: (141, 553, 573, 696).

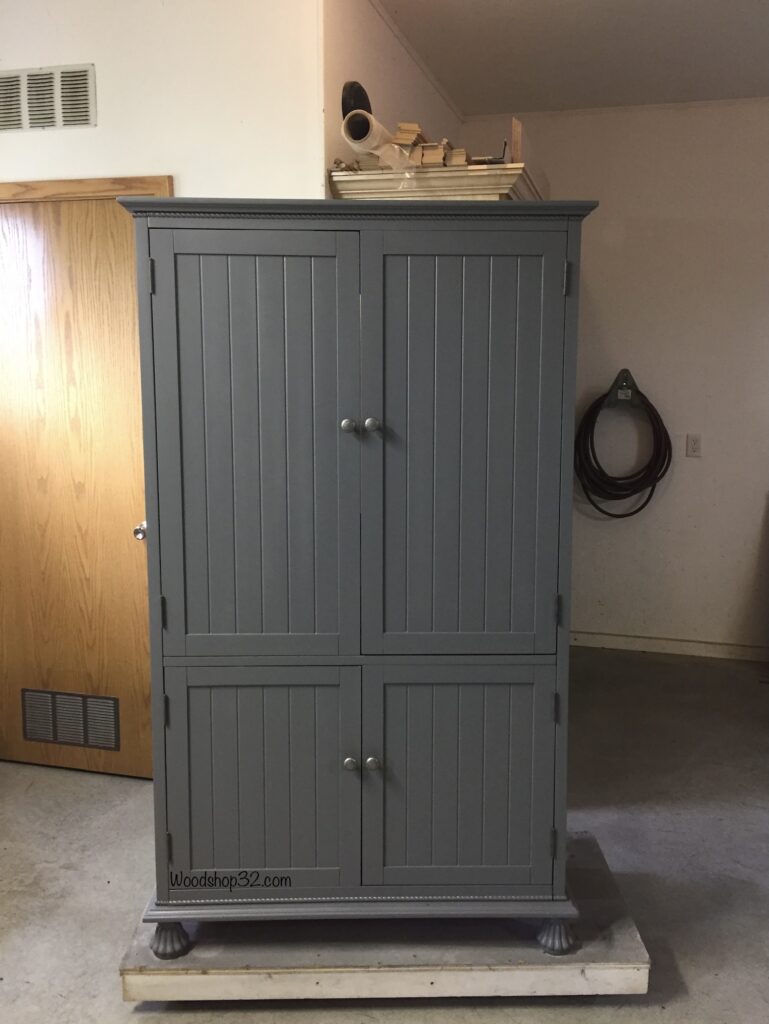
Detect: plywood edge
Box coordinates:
(0, 175, 174, 203)
(122, 962, 650, 1001)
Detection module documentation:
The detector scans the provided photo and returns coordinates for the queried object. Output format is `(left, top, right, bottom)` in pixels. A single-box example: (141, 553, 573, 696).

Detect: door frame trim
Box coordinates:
(0, 175, 173, 204)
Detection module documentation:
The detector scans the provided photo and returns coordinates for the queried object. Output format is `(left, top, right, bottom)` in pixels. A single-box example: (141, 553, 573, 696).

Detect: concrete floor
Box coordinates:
(1, 647, 768, 1023)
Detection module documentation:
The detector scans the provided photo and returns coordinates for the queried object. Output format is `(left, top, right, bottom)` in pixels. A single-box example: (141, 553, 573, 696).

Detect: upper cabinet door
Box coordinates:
(361, 230, 567, 655)
(150, 230, 360, 657)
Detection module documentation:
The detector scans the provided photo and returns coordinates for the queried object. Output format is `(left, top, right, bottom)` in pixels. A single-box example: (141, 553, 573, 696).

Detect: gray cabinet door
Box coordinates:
(361, 230, 567, 655)
(361, 664, 556, 886)
(164, 666, 361, 897)
(151, 229, 360, 656)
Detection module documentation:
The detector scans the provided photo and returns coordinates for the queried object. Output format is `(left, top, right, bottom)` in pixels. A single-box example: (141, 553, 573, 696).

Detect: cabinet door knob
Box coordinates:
(340, 418, 359, 433)
(363, 417, 381, 433)
(364, 756, 382, 771)
(133, 521, 147, 541)
(342, 756, 359, 771)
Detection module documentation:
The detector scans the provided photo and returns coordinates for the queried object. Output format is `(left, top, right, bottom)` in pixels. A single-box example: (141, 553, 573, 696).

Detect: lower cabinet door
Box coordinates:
(164, 666, 361, 899)
(361, 664, 556, 887)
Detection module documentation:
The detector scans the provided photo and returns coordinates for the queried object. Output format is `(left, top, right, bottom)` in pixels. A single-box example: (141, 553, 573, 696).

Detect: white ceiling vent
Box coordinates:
(0, 64, 96, 131)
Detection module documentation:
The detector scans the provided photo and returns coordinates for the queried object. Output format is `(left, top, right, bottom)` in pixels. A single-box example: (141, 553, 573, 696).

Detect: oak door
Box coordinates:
(361, 664, 556, 886)
(0, 195, 155, 777)
(151, 230, 360, 657)
(164, 666, 361, 898)
(361, 230, 567, 655)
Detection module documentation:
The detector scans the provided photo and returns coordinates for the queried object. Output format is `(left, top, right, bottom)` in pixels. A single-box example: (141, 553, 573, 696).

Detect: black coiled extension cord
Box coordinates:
(574, 387, 672, 518)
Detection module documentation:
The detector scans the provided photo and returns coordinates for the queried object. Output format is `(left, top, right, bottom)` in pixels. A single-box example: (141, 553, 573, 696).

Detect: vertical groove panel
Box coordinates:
(256, 257, 289, 633)
(485, 256, 518, 630)
(457, 684, 484, 865)
(211, 687, 239, 866)
(431, 683, 459, 865)
(200, 255, 236, 632)
(383, 684, 408, 865)
(481, 684, 512, 863)
(229, 256, 263, 633)
(458, 257, 491, 632)
(284, 258, 316, 633)
(511, 257, 542, 633)
(177, 255, 209, 634)
(507, 684, 534, 864)
(405, 257, 436, 632)
(311, 258, 340, 635)
(188, 686, 214, 868)
(405, 684, 433, 865)
(288, 686, 317, 866)
(314, 684, 340, 867)
(432, 257, 464, 633)
(263, 686, 291, 864)
(237, 686, 265, 866)
(383, 257, 408, 633)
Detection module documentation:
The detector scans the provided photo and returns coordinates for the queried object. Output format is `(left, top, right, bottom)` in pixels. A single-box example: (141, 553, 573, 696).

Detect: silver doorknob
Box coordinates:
(364, 756, 382, 771)
(133, 521, 147, 541)
(363, 417, 381, 433)
(340, 418, 359, 433)
(342, 756, 359, 771)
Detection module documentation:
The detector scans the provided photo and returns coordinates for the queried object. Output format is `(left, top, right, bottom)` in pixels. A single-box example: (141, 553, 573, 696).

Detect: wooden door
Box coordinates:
(360, 230, 568, 655)
(150, 228, 361, 657)
(162, 666, 361, 901)
(361, 664, 556, 887)
(0, 178, 170, 777)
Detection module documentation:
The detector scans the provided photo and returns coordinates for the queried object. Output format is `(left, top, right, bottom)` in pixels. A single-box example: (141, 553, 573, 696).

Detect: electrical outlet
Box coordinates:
(686, 434, 702, 458)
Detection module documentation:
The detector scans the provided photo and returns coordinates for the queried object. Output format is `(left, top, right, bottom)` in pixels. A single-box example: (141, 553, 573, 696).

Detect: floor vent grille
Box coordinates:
(22, 689, 120, 750)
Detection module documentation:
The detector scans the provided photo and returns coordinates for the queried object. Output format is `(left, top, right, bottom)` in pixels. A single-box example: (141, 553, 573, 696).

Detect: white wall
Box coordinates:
(323, 0, 462, 170)
(0, 0, 325, 198)
(465, 99, 769, 660)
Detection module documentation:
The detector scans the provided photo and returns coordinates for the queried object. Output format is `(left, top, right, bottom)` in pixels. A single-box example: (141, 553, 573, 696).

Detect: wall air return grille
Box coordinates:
(0, 75, 22, 130)
(21, 689, 120, 751)
(0, 64, 96, 131)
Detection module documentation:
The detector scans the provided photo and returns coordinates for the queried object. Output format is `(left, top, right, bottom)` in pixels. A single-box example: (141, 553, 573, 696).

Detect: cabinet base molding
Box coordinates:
(144, 895, 578, 923)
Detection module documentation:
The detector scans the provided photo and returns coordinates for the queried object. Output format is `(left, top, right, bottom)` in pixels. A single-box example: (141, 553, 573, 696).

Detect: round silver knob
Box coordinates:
(342, 757, 359, 771)
(364, 756, 382, 771)
(340, 418, 358, 433)
(363, 417, 381, 433)
(133, 521, 147, 541)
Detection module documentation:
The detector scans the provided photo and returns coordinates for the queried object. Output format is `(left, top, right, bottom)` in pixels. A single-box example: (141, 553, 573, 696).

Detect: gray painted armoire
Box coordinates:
(119, 197, 596, 959)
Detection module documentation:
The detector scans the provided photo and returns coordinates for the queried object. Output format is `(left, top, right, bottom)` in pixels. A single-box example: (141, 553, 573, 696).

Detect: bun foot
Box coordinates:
(150, 921, 193, 959)
(537, 919, 578, 955)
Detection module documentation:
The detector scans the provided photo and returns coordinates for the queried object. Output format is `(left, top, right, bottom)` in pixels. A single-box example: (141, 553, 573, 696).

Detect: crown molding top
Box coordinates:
(118, 197, 598, 220)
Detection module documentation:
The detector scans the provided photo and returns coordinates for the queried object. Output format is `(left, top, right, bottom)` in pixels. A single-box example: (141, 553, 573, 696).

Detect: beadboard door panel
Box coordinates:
(361, 231, 567, 656)
(164, 666, 361, 896)
(150, 231, 360, 657)
(361, 664, 556, 886)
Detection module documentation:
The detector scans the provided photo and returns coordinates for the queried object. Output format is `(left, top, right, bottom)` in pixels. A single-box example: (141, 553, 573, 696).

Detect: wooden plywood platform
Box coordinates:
(120, 833, 649, 1001)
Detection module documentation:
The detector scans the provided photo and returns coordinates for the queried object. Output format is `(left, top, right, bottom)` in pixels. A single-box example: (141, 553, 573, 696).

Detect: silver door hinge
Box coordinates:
(148, 257, 156, 295)
(166, 831, 173, 862)
(562, 260, 571, 296)
(555, 593, 564, 626)
(550, 827, 558, 858)
(164, 693, 170, 728)
(553, 692, 561, 724)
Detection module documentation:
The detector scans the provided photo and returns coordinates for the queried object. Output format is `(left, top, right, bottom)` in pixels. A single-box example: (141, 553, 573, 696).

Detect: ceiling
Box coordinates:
(377, 0, 769, 115)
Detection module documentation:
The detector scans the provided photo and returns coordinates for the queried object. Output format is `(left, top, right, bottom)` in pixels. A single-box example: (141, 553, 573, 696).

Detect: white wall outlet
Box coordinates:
(686, 433, 702, 458)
